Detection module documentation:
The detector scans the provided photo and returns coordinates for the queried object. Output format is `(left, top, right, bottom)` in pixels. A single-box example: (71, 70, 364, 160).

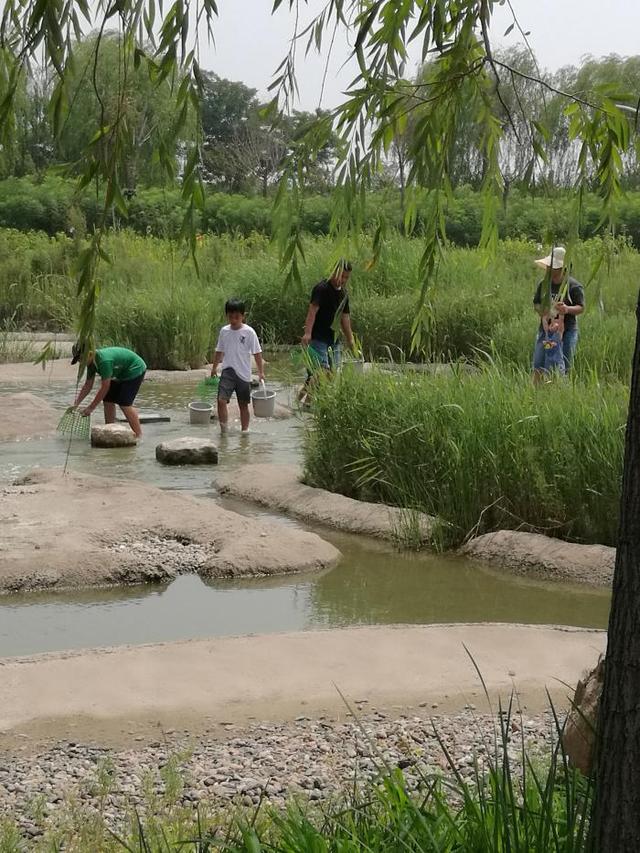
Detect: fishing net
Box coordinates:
(196, 375, 219, 400)
(56, 407, 91, 439)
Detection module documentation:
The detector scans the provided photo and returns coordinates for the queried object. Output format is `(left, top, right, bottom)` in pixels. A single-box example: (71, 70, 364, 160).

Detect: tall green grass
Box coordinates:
(304, 367, 626, 547)
(0, 228, 637, 376)
(0, 704, 592, 851)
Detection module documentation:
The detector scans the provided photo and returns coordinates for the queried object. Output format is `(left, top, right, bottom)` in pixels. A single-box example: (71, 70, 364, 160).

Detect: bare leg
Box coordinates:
(120, 405, 142, 438)
(239, 401, 250, 432)
(103, 401, 117, 424)
(217, 398, 229, 432)
(532, 368, 545, 386)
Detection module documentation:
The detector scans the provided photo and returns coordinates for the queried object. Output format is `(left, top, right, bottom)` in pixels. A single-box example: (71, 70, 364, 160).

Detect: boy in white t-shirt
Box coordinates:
(211, 298, 265, 433)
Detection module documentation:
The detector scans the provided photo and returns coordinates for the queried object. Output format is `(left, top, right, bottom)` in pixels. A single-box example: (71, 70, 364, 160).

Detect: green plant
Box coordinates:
(305, 366, 626, 548)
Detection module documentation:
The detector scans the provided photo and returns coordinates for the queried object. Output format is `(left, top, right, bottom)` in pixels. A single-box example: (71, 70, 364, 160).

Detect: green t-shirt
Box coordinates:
(87, 347, 146, 382)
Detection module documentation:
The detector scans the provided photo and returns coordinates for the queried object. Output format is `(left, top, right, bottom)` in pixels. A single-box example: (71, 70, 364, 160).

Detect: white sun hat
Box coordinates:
(535, 246, 566, 269)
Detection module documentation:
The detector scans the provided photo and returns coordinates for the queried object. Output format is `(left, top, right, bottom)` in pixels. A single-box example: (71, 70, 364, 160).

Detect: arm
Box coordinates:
(254, 352, 265, 382)
(341, 312, 355, 350)
(302, 303, 319, 346)
(74, 376, 95, 407)
(80, 378, 111, 416)
(211, 350, 224, 377)
(555, 302, 584, 317)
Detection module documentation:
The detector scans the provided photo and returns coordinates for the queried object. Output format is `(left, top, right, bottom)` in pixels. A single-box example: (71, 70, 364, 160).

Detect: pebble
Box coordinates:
(0, 708, 558, 836)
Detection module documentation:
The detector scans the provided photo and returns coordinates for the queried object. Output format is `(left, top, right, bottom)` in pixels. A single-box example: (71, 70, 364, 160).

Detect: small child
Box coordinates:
(541, 311, 565, 376)
(211, 298, 264, 433)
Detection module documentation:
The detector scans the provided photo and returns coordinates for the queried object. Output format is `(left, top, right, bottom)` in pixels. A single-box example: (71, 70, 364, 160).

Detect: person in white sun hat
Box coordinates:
(532, 245, 585, 382)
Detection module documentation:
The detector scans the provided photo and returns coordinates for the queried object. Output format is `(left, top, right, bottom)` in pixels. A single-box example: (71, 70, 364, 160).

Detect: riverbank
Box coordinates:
(0, 705, 561, 839)
(0, 468, 339, 593)
(0, 624, 605, 743)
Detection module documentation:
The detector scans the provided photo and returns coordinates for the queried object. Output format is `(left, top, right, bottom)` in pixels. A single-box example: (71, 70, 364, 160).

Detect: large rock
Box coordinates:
(562, 657, 604, 775)
(91, 423, 138, 448)
(156, 437, 218, 465)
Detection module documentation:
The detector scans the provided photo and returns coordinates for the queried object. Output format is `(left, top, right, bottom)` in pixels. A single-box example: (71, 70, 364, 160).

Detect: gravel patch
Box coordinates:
(0, 707, 559, 837)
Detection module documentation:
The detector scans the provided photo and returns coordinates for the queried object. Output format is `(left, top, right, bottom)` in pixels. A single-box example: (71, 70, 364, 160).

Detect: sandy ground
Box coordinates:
(0, 624, 605, 747)
(0, 359, 255, 387)
(0, 468, 339, 593)
(0, 359, 212, 386)
(217, 463, 433, 541)
(462, 530, 615, 587)
(0, 393, 59, 441)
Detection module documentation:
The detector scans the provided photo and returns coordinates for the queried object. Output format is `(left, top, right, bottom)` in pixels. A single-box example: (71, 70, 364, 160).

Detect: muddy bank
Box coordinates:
(462, 530, 614, 587)
(0, 393, 59, 441)
(0, 468, 339, 594)
(0, 358, 270, 388)
(0, 624, 605, 740)
(0, 359, 215, 386)
(217, 463, 433, 542)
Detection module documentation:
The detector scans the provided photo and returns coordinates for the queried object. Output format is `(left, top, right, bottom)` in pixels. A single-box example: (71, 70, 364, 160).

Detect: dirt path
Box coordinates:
(0, 359, 214, 386)
(0, 624, 605, 746)
(0, 468, 339, 593)
(217, 463, 432, 541)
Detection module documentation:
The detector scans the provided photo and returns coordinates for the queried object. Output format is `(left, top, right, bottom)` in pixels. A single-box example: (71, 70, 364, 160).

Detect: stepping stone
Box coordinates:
(155, 437, 218, 465)
(117, 411, 171, 424)
(91, 423, 138, 448)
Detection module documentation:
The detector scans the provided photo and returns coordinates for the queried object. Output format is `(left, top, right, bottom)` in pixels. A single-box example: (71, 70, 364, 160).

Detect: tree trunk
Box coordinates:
(590, 293, 640, 851)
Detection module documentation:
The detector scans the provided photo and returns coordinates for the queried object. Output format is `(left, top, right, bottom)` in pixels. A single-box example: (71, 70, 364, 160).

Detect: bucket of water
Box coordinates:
(251, 381, 276, 418)
(189, 400, 213, 425)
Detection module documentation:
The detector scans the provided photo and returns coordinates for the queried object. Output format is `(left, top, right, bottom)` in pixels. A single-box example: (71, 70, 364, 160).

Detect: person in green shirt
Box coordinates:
(72, 345, 147, 438)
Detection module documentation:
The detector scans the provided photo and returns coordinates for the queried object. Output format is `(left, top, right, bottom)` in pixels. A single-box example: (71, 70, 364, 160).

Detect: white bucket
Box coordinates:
(189, 400, 213, 425)
(251, 382, 277, 418)
(343, 358, 365, 374)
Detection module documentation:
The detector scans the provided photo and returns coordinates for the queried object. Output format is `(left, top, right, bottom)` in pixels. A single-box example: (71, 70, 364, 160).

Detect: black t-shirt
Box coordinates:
(310, 279, 350, 345)
(533, 276, 585, 330)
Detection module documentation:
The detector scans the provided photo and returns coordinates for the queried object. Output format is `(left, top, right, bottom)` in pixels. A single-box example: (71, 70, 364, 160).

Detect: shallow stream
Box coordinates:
(0, 366, 610, 657)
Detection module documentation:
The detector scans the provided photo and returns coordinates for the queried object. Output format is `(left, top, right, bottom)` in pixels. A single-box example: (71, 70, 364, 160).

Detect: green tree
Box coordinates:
(200, 73, 259, 191)
(56, 33, 178, 188)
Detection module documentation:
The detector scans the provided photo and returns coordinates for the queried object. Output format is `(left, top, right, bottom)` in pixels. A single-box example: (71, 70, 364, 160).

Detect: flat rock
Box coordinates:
(217, 463, 433, 542)
(0, 393, 58, 441)
(0, 468, 339, 593)
(91, 423, 137, 448)
(118, 412, 170, 424)
(156, 437, 218, 465)
(461, 530, 615, 586)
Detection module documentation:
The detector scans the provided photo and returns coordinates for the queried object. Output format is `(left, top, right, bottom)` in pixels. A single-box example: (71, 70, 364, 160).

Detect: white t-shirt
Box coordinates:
(215, 324, 262, 382)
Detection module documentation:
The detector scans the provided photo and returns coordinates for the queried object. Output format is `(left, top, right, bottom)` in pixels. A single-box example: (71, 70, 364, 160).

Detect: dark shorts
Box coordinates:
(218, 367, 251, 404)
(104, 372, 145, 406)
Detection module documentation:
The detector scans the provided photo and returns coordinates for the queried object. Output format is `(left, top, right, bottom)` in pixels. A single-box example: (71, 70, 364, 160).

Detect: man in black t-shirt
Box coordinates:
(301, 260, 355, 369)
(532, 245, 585, 381)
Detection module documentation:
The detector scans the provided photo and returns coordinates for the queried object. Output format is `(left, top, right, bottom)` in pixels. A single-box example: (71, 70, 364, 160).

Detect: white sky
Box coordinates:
(201, 0, 640, 111)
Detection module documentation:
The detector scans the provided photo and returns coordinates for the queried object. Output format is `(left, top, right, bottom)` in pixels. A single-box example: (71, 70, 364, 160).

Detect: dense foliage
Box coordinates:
(1, 230, 635, 378)
(8, 177, 640, 248)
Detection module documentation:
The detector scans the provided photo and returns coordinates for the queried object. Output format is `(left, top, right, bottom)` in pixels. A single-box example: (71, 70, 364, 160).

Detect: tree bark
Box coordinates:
(590, 293, 640, 851)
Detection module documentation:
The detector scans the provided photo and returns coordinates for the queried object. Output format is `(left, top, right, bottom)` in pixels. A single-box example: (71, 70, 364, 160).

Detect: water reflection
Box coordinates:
(0, 542, 609, 657)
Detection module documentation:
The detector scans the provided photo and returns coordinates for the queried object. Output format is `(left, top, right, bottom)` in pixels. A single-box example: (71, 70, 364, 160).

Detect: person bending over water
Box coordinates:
(72, 344, 147, 438)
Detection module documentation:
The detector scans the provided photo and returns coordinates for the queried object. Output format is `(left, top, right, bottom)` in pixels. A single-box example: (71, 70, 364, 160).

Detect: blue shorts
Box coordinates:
(533, 327, 578, 374)
(306, 340, 342, 374)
